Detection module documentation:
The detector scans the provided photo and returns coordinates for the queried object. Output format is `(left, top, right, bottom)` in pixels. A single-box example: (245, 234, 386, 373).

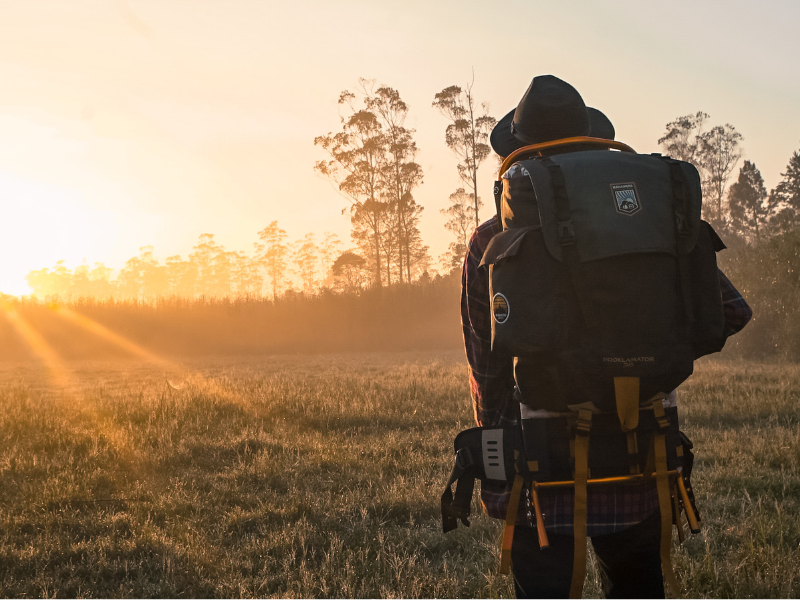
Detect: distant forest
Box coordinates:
(16, 82, 800, 360)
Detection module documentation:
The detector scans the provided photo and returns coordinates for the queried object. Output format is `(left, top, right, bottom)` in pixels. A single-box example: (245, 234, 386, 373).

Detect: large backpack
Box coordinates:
(482, 147, 726, 412)
(442, 138, 719, 598)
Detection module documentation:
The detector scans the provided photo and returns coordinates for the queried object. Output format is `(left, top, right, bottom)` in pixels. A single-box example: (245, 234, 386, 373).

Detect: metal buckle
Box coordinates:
(576, 409, 593, 436)
(557, 219, 575, 246)
(676, 213, 690, 238)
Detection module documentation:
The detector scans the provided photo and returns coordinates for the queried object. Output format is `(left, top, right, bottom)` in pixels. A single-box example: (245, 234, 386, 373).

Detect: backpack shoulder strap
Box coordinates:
(540, 157, 597, 328)
(654, 154, 701, 326)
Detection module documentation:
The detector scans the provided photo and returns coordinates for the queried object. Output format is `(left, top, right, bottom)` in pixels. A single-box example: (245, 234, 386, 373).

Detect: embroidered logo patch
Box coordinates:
(610, 182, 641, 215)
(492, 293, 510, 324)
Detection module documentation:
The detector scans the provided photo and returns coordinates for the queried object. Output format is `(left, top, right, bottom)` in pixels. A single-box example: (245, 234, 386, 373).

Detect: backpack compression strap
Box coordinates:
(657, 155, 696, 326)
(541, 157, 597, 328)
(499, 466, 525, 574)
(569, 409, 593, 599)
(652, 399, 682, 595)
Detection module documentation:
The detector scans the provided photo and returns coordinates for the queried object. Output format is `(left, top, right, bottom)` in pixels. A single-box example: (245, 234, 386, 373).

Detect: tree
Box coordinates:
(316, 90, 390, 287)
(770, 150, 800, 233)
(405, 228, 431, 280)
(257, 221, 289, 300)
(658, 111, 709, 164)
(332, 250, 367, 293)
(138, 246, 170, 298)
(165, 255, 198, 298)
(658, 114, 743, 226)
(319, 232, 342, 288)
(292, 233, 320, 293)
(698, 124, 743, 225)
(432, 82, 496, 227)
(440, 187, 477, 271)
(363, 82, 425, 284)
(728, 160, 770, 242)
(231, 250, 262, 297)
(26, 261, 73, 298)
(117, 246, 170, 300)
(188, 234, 232, 298)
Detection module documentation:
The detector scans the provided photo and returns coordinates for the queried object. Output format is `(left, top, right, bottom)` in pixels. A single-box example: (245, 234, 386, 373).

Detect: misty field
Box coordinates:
(1, 352, 798, 598)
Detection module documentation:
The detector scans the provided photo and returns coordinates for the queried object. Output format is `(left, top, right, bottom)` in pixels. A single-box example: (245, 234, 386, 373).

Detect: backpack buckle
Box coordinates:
(575, 409, 593, 436)
(676, 213, 690, 238)
(557, 219, 575, 246)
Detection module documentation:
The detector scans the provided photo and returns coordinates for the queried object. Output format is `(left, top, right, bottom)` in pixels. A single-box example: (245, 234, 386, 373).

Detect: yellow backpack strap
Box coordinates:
(531, 483, 550, 549)
(672, 479, 685, 544)
(499, 471, 525, 574)
(652, 399, 681, 595)
(569, 409, 592, 599)
(614, 376, 640, 432)
(676, 473, 701, 534)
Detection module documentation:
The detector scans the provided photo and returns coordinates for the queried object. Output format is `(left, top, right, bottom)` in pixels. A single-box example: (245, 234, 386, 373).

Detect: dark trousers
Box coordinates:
(511, 511, 665, 599)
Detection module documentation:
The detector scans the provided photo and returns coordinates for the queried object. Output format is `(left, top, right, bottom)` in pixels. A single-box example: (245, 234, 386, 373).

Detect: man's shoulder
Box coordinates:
(468, 217, 501, 252)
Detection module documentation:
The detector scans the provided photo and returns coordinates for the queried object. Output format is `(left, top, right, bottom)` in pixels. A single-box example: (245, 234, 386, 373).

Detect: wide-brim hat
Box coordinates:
(586, 107, 615, 141)
(490, 75, 614, 157)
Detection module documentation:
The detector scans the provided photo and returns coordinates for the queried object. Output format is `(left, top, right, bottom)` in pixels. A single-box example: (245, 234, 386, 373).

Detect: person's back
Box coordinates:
(447, 75, 752, 599)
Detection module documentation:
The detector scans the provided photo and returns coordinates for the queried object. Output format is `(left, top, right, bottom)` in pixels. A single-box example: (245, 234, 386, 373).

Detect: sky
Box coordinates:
(1, 0, 798, 295)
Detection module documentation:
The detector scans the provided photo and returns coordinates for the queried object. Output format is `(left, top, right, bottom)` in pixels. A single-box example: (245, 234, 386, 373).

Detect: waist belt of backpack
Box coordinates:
(441, 426, 519, 533)
(443, 413, 698, 594)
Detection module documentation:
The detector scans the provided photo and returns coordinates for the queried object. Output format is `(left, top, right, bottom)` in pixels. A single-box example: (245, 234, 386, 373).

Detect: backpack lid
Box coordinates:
(518, 151, 702, 262)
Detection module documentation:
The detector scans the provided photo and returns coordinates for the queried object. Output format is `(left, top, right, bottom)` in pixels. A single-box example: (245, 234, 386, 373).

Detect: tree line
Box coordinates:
(657, 111, 800, 238)
(26, 227, 344, 301)
(655, 112, 800, 359)
(27, 78, 499, 300)
(24, 82, 800, 350)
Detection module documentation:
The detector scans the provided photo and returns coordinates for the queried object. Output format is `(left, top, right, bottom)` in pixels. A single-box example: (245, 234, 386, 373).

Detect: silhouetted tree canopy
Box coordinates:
(432, 82, 496, 227)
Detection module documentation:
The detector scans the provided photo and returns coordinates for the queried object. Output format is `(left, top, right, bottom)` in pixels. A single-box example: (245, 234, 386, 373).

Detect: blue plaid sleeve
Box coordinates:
(461, 217, 517, 428)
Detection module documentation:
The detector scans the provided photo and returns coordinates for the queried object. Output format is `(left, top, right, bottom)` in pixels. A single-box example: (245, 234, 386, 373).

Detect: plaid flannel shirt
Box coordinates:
(462, 215, 752, 535)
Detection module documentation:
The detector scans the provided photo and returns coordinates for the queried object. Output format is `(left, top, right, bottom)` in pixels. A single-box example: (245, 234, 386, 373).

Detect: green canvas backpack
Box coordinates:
(481, 148, 726, 413)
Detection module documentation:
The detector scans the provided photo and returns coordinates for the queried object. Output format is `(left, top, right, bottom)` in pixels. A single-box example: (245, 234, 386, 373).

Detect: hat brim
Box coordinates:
(489, 108, 525, 159)
(491, 106, 616, 158)
(587, 107, 615, 141)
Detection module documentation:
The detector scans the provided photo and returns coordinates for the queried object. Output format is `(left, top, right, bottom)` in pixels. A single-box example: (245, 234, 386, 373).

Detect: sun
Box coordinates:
(0, 170, 100, 295)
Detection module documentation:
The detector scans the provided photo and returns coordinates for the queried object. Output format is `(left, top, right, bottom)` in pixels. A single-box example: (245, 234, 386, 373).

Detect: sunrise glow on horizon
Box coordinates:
(1, 0, 798, 296)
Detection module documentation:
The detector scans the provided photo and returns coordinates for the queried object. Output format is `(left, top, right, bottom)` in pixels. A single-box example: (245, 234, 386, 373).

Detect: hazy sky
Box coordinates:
(1, 0, 798, 295)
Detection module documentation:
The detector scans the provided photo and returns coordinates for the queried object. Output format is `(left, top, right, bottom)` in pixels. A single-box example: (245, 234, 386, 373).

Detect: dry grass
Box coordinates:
(0, 353, 798, 598)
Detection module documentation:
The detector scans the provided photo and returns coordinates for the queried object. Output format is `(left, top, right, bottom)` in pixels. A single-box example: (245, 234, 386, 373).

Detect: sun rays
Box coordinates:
(0, 300, 73, 389)
(0, 299, 143, 482)
(48, 306, 251, 408)
(0, 299, 262, 519)
(0, 301, 235, 480)
(0, 299, 253, 416)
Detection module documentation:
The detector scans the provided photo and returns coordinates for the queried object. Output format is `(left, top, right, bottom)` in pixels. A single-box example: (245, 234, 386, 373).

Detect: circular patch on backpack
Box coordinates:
(492, 293, 510, 324)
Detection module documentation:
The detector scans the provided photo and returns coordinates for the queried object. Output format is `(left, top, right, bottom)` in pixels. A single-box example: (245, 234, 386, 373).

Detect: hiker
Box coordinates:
(459, 76, 752, 598)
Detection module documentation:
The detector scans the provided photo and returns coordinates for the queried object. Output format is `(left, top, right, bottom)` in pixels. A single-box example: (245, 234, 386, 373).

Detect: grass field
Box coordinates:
(1, 352, 798, 598)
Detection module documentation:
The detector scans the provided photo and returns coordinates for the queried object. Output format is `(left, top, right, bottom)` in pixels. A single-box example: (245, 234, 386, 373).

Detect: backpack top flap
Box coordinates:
(518, 151, 702, 262)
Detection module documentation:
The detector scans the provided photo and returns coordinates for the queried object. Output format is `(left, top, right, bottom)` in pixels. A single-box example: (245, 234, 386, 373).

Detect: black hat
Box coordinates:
(587, 107, 615, 141)
(491, 75, 596, 157)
